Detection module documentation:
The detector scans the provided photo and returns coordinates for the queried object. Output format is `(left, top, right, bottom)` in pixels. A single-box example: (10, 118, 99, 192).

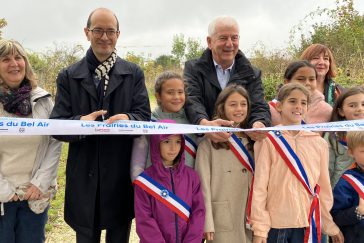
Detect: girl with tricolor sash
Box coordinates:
(251, 83, 344, 243)
(195, 84, 253, 243)
(331, 131, 364, 243)
(134, 119, 205, 243)
(324, 86, 364, 187)
(130, 71, 198, 180)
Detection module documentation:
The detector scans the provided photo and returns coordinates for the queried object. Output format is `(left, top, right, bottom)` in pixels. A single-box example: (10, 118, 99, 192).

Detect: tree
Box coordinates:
(185, 37, 205, 61)
(28, 43, 83, 97)
(0, 18, 7, 38)
(171, 34, 186, 66)
(289, 0, 364, 86)
(171, 34, 205, 66)
(155, 54, 179, 70)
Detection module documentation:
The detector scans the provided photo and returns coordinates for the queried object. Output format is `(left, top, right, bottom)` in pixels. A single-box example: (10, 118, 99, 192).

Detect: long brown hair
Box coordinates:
(212, 84, 251, 149)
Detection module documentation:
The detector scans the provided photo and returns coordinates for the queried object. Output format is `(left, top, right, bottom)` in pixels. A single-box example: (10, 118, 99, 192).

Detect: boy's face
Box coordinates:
(349, 145, 364, 169)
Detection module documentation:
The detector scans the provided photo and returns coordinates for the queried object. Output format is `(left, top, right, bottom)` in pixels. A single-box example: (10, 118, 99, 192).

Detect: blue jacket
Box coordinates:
(331, 166, 364, 243)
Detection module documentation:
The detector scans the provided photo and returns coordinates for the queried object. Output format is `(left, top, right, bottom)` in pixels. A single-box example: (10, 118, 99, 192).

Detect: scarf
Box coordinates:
(86, 47, 117, 97)
(0, 80, 32, 116)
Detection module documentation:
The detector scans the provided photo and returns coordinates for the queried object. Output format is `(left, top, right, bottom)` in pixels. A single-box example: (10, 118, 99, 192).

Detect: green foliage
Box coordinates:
(171, 34, 205, 66)
(28, 43, 83, 98)
(289, 0, 364, 86)
(0, 18, 7, 38)
(185, 37, 205, 61)
(171, 34, 186, 65)
(46, 143, 68, 232)
(155, 54, 179, 70)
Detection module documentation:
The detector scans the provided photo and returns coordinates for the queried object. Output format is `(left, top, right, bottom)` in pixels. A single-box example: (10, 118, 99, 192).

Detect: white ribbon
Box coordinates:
(1, 117, 364, 135)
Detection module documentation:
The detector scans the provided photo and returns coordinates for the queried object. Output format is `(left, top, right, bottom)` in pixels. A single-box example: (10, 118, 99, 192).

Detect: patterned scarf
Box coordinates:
(86, 47, 117, 97)
(0, 80, 32, 116)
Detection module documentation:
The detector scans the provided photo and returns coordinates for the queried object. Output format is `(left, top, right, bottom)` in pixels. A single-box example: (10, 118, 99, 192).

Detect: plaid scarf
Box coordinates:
(0, 80, 32, 116)
(86, 48, 117, 97)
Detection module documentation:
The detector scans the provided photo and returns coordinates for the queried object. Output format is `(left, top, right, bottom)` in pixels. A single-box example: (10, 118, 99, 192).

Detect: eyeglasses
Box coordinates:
(88, 28, 119, 38)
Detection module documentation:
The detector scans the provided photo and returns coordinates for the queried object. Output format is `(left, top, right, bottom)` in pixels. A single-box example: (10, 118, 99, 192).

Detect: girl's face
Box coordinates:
(160, 135, 182, 167)
(276, 89, 308, 125)
(309, 52, 330, 80)
(0, 53, 26, 89)
(339, 93, 364, 120)
(286, 66, 317, 93)
(224, 92, 248, 125)
(156, 78, 185, 113)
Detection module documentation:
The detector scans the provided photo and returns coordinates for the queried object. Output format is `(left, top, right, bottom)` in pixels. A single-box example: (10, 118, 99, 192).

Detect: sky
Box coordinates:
(1, 0, 364, 58)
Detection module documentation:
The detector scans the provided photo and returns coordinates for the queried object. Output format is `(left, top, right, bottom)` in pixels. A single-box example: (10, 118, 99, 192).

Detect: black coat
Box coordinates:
(50, 56, 150, 237)
(184, 49, 270, 127)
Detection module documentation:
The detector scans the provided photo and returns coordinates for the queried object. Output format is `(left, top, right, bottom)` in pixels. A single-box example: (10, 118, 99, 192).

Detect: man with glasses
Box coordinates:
(184, 16, 270, 143)
(50, 7, 150, 243)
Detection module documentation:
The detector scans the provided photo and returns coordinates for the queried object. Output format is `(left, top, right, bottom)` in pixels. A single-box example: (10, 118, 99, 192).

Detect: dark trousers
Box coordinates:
(0, 201, 48, 243)
(75, 221, 132, 243)
(76, 173, 132, 243)
(268, 228, 305, 243)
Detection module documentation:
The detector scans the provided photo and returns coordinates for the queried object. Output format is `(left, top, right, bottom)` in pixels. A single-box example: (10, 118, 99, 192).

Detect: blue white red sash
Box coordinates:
(269, 99, 278, 109)
(134, 172, 191, 222)
(342, 172, 364, 199)
(228, 133, 255, 227)
(184, 135, 197, 158)
(267, 131, 321, 243)
(228, 133, 254, 173)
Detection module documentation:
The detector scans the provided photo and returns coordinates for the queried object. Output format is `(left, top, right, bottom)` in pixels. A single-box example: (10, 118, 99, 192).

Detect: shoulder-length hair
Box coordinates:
(300, 43, 337, 79)
(0, 39, 37, 88)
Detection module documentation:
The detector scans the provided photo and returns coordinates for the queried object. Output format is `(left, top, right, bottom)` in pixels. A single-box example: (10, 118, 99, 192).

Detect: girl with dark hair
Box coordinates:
(324, 86, 364, 187)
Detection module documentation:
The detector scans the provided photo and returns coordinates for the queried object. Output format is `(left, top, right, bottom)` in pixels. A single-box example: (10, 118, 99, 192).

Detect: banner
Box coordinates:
(1, 117, 364, 136)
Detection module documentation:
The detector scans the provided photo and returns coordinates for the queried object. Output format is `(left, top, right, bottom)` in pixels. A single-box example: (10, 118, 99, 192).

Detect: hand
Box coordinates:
(245, 121, 268, 141)
(80, 110, 107, 121)
(253, 236, 267, 243)
(358, 198, 364, 215)
(23, 184, 42, 201)
(199, 118, 233, 143)
(331, 231, 344, 243)
(106, 113, 129, 124)
(204, 232, 214, 241)
(9, 194, 19, 202)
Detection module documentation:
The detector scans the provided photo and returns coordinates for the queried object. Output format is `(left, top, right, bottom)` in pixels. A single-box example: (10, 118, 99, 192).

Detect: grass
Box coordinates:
(46, 143, 68, 232)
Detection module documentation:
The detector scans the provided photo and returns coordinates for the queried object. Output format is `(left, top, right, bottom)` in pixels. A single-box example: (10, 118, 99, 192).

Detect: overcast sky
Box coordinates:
(2, 0, 364, 58)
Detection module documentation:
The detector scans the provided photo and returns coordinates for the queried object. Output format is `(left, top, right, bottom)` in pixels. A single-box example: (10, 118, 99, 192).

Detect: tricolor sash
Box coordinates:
(184, 135, 197, 158)
(269, 99, 278, 109)
(267, 131, 321, 243)
(342, 172, 364, 199)
(228, 133, 255, 227)
(134, 172, 191, 222)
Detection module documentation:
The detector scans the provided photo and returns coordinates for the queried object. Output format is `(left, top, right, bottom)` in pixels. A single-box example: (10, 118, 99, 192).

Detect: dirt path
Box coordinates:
(46, 217, 139, 243)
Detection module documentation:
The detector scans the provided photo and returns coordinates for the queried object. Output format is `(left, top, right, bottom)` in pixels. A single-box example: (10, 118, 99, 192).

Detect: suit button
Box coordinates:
(88, 171, 94, 177)
(242, 168, 247, 173)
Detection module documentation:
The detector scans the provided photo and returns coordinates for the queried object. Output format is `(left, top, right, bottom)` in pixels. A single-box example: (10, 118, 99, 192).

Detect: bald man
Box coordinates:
(51, 8, 150, 243)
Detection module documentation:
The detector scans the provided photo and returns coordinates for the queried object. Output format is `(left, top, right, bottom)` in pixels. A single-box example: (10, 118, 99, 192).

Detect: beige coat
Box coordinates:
(195, 137, 252, 243)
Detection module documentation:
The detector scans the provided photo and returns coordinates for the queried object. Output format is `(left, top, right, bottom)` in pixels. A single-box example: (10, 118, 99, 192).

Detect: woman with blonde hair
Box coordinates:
(0, 39, 62, 243)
